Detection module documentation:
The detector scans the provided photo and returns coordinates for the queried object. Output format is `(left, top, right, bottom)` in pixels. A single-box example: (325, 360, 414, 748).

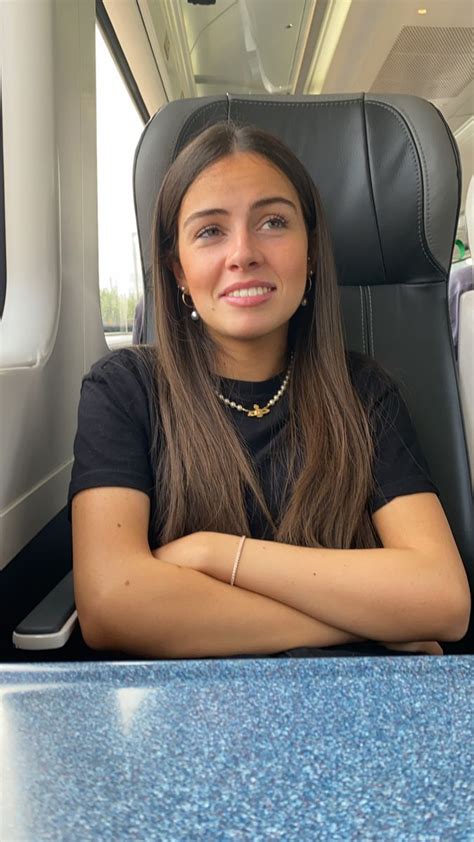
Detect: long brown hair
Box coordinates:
(138, 122, 379, 549)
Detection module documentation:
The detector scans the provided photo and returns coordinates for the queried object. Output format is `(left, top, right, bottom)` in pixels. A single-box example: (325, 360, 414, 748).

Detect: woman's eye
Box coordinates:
(262, 215, 287, 230)
(196, 225, 222, 239)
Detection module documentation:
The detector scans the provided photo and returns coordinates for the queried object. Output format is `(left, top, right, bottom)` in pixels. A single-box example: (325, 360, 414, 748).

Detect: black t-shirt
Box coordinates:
(67, 346, 438, 659)
(68, 345, 437, 541)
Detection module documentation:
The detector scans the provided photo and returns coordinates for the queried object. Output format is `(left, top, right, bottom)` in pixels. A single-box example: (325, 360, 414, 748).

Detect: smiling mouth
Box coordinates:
(221, 286, 276, 308)
(224, 285, 275, 298)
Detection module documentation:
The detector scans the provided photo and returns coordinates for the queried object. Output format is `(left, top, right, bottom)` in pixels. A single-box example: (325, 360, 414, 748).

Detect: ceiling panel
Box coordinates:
(371, 25, 473, 99)
(180, 0, 312, 94)
(144, 0, 473, 211)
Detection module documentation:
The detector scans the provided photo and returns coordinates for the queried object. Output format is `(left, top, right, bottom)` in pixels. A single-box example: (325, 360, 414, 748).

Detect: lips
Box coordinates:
(219, 279, 276, 297)
(221, 288, 275, 307)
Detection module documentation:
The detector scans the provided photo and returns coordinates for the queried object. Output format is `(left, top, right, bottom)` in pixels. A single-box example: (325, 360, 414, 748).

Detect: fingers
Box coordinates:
(380, 640, 444, 655)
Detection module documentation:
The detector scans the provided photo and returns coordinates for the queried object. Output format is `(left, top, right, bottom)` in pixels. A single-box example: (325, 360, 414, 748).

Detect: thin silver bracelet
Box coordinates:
(230, 535, 246, 586)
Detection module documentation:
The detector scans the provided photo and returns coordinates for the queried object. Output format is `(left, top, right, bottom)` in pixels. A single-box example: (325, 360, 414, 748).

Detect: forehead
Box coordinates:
(179, 152, 301, 215)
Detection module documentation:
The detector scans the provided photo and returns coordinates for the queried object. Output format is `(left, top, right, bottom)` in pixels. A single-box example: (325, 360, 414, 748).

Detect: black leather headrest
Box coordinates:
(134, 93, 461, 289)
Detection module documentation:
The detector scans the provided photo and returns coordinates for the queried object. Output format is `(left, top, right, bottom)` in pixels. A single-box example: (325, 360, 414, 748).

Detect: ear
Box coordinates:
(170, 258, 185, 286)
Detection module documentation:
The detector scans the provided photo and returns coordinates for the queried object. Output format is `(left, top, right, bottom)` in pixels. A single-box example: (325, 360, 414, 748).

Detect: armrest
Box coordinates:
(12, 571, 77, 650)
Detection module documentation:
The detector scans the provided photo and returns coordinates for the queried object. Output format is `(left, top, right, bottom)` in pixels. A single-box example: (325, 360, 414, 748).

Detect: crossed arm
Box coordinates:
(72, 487, 471, 657)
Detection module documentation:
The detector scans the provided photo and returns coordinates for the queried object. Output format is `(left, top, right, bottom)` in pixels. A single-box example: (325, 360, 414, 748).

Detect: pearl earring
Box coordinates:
(180, 286, 200, 321)
(301, 273, 313, 307)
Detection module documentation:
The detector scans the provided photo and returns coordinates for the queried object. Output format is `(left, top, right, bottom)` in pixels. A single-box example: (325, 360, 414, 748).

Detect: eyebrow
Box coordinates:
(183, 196, 297, 229)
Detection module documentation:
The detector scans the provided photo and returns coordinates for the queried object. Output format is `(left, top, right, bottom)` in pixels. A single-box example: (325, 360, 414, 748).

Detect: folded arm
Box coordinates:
(186, 493, 470, 643)
(72, 487, 368, 658)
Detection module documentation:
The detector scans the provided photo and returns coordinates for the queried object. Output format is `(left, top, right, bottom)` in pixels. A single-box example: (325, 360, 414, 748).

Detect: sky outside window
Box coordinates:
(95, 26, 144, 335)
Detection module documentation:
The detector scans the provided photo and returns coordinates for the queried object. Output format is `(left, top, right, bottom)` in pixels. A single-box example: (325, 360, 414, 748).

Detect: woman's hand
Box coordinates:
(151, 532, 209, 571)
(380, 640, 444, 655)
(152, 538, 444, 655)
(152, 532, 237, 581)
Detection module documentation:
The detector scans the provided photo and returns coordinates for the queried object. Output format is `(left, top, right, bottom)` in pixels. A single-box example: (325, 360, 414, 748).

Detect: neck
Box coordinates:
(213, 335, 289, 381)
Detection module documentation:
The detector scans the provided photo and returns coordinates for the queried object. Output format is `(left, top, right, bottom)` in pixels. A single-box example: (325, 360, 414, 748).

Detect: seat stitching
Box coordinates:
(359, 286, 366, 355)
(367, 286, 375, 356)
(361, 94, 388, 283)
(366, 101, 441, 275)
(229, 98, 361, 114)
(172, 102, 225, 166)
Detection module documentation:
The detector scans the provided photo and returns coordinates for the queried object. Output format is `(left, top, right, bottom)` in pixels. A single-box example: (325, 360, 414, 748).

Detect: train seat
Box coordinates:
(14, 92, 474, 654)
(455, 175, 474, 488)
(449, 261, 473, 356)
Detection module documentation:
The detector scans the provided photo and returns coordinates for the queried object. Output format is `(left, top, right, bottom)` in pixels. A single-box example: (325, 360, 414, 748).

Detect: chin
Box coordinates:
(207, 313, 291, 344)
(225, 326, 276, 342)
(230, 312, 286, 331)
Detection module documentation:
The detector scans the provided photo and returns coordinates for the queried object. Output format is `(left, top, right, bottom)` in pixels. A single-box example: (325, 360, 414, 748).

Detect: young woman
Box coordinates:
(69, 122, 470, 659)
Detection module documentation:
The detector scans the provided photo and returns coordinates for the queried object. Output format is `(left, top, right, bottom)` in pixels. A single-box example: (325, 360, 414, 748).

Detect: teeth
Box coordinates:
(227, 286, 272, 298)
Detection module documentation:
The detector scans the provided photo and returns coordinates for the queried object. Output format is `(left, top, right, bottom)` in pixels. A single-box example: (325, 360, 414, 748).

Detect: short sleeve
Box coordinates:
(67, 350, 154, 520)
(369, 382, 438, 514)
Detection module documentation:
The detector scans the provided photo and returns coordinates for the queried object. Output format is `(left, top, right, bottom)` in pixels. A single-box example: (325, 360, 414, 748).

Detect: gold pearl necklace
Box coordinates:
(215, 355, 293, 419)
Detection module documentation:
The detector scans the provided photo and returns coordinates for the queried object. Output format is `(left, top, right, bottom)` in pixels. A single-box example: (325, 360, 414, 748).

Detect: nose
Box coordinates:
(225, 227, 264, 271)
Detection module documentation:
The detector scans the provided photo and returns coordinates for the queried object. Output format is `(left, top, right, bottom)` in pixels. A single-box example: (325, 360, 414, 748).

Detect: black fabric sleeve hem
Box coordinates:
(370, 480, 439, 515)
(68, 474, 154, 522)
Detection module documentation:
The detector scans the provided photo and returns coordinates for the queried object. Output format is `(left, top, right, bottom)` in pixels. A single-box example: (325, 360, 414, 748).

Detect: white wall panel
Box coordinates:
(0, 0, 59, 368)
(0, 0, 107, 568)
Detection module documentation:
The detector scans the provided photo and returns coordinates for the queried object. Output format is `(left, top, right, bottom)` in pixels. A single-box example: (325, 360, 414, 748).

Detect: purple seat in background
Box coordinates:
(449, 260, 473, 358)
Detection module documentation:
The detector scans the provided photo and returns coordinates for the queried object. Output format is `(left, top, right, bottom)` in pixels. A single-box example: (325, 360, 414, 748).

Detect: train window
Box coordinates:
(95, 25, 144, 348)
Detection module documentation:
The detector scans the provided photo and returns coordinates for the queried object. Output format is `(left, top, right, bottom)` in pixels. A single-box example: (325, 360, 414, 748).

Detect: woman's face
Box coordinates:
(173, 152, 309, 349)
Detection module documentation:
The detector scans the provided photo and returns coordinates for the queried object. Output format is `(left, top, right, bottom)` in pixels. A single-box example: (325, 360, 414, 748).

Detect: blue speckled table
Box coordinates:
(0, 657, 472, 841)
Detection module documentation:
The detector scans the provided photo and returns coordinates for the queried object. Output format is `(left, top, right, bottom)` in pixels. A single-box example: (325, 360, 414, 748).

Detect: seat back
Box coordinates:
(133, 93, 473, 643)
(456, 175, 474, 488)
